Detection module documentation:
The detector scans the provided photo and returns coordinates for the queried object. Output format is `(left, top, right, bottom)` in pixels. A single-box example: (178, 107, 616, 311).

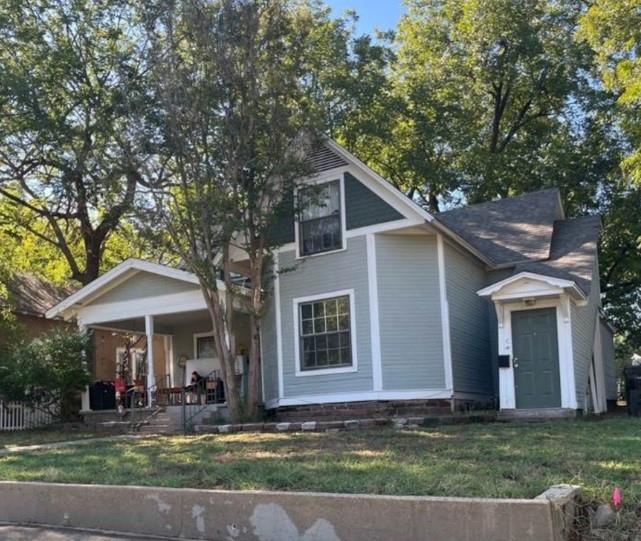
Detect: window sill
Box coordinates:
(294, 365, 357, 377)
(295, 245, 347, 261)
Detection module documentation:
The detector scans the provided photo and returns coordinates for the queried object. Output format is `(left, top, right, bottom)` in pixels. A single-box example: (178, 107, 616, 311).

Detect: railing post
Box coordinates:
(145, 315, 156, 408)
(181, 387, 186, 435)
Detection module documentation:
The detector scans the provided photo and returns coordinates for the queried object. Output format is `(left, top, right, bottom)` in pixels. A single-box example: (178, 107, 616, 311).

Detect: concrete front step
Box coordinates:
(498, 408, 577, 421)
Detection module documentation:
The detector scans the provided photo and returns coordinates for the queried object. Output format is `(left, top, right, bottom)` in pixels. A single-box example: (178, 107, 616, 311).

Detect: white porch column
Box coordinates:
(78, 320, 91, 412)
(145, 314, 156, 407)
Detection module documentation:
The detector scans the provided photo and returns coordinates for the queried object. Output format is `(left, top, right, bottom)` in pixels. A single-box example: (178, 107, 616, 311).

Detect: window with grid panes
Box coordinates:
(298, 180, 342, 256)
(299, 295, 352, 371)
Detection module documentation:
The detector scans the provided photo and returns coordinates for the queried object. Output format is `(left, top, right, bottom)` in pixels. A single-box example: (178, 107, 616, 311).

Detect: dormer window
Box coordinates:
(298, 179, 342, 256)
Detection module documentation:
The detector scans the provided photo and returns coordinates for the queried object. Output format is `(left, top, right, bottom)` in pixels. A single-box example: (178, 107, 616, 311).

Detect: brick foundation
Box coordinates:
(274, 399, 453, 422)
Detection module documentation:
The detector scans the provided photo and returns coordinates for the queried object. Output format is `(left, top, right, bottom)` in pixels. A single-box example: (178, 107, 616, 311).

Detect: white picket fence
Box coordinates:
(0, 400, 55, 431)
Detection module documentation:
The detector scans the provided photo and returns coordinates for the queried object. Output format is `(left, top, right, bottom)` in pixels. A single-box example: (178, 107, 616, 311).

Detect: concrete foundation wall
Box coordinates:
(0, 482, 579, 541)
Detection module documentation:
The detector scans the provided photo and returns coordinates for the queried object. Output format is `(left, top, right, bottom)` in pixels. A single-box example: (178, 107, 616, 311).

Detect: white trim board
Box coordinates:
(274, 253, 284, 400)
(325, 139, 435, 224)
(46, 259, 204, 320)
(366, 234, 383, 391)
(74, 289, 210, 326)
(477, 271, 586, 302)
(436, 234, 454, 392)
(292, 288, 358, 377)
(265, 388, 453, 409)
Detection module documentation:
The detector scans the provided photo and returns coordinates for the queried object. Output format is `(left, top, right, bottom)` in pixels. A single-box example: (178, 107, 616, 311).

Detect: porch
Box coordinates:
(45, 260, 251, 423)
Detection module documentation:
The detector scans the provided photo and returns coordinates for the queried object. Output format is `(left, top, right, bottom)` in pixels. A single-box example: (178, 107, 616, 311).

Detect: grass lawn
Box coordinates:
(0, 428, 104, 450)
(0, 416, 639, 537)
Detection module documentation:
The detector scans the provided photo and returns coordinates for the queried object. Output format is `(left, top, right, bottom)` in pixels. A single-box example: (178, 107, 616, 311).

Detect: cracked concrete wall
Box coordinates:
(0, 482, 579, 541)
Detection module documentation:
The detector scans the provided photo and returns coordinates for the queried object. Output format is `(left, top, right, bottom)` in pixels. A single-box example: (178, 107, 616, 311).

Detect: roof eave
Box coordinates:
(477, 271, 587, 302)
(45, 259, 201, 320)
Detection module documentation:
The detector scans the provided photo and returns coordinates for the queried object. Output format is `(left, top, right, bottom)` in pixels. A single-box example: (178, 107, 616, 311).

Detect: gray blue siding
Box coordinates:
(95, 272, 198, 304)
(444, 243, 493, 396)
(376, 234, 446, 390)
(278, 236, 373, 398)
(268, 171, 407, 247)
(600, 319, 617, 401)
(344, 173, 403, 230)
(571, 260, 601, 409)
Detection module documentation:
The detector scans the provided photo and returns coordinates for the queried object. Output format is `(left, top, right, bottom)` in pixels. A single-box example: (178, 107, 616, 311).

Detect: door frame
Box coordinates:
(511, 307, 562, 409)
(494, 296, 577, 410)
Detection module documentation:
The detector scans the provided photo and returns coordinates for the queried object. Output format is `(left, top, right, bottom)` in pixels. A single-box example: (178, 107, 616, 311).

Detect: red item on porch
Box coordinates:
(114, 378, 126, 394)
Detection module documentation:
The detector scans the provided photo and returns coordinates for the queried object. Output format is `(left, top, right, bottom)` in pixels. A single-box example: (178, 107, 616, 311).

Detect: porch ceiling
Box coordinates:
(91, 310, 211, 336)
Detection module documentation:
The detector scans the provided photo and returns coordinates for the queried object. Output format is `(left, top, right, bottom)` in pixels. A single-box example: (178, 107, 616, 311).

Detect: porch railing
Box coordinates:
(181, 370, 226, 433)
(0, 400, 55, 431)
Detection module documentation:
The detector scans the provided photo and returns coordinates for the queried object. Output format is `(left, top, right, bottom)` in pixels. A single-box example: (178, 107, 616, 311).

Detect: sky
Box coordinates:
(325, 1, 405, 35)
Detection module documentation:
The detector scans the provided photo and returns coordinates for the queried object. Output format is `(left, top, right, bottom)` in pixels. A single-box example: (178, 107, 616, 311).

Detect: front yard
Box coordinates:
(0, 428, 103, 450)
(0, 416, 639, 537)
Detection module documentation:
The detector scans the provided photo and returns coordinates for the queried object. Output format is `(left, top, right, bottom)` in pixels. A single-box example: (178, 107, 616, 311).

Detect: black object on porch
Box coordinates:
(624, 366, 641, 416)
(88, 381, 116, 411)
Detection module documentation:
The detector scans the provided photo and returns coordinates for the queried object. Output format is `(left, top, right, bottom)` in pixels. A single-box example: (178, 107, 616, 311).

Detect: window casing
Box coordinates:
(298, 180, 342, 256)
(299, 295, 352, 372)
(196, 335, 216, 359)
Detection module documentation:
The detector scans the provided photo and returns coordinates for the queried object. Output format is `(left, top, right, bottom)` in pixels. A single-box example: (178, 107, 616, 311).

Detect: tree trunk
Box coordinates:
(82, 239, 102, 285)
(201, 282, 243, 423)
(246, 311, 261, 419)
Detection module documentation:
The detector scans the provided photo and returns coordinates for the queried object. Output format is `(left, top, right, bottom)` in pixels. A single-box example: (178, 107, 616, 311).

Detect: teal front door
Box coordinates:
(512, 308, 561, 409)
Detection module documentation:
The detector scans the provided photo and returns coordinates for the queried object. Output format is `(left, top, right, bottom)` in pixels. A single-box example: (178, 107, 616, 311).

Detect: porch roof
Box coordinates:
(477, 271, 587, 303)
(45, 259, 220, 323)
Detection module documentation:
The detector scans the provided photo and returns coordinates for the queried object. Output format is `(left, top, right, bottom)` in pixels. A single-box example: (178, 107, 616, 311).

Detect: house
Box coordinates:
(45, 140, 617, 419)
(1, 274, 171, 409)
(1, 273, 73, 342)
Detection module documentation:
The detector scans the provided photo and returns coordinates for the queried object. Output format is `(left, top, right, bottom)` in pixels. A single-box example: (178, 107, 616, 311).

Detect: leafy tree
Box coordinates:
(0, 263, 19, 355)
(0, 195, 175, 286)
(369, 0, 607, 209)
(144, 0, 324, 421)
(0, 329, 92, 420)
(598, 183, 641, 353)
(579, 0, 641, 185)
(0, 0, 151, 285)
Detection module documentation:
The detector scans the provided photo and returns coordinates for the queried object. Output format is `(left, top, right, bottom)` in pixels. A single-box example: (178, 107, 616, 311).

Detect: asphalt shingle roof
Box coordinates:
(437, 188, 564, 266)
(2, 273, 75, 317)
(515, 215, 601, 295)
(436, 189, 601, 295)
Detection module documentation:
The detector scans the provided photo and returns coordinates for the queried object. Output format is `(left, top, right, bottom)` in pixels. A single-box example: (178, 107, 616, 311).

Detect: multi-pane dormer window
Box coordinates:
(298, 180, 342, 256)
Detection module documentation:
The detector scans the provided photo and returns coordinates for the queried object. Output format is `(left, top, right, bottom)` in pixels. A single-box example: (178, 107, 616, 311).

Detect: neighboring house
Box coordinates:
(1, 274, 170, 406)
(1, 273, 73, 341)
(46, 140, 617, 417)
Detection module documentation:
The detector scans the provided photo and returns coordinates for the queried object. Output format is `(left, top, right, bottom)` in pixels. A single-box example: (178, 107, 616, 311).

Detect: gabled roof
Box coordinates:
(436, 189, 565, 266)
(442, 189, 602, 297)
(477, 271, 587, 302)
(513, 215, 601, 295)
(2, 273, 76, 318)
(323, 139, 436, 224)
(318, 139, 495, 266)
(46, 259, 200, 319)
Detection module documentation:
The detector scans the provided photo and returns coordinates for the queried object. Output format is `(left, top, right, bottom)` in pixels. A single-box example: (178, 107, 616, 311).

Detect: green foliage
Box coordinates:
(0, 0, 152, 284)
(599, 183, 641, 352)
(0, 329, 92, 420)
(579, 0, 641, 185)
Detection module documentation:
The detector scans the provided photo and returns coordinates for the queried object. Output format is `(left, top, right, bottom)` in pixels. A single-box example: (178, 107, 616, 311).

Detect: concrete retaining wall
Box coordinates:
(0, 481, 580, 541)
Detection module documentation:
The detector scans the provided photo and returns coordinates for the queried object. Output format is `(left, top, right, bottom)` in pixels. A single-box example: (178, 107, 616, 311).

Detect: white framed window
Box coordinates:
(295, 176, 346, 258)
(293, 289, 358, 377)
(193, 332, 216, 359)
